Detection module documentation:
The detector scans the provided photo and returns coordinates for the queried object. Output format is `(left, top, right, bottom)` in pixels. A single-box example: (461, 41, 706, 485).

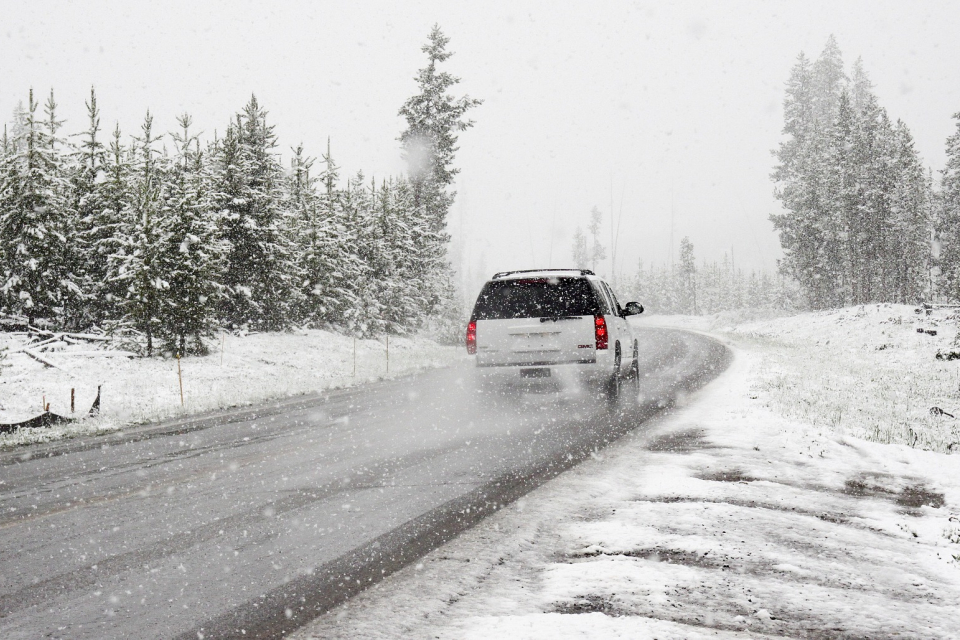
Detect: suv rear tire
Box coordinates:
(603, 344, 622, 400)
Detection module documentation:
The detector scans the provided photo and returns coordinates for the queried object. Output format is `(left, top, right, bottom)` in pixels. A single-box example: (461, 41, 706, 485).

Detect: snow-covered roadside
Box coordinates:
(657, 304, 960, 453)
(0, 330, 461, 447)
(294, 310, 960, 639)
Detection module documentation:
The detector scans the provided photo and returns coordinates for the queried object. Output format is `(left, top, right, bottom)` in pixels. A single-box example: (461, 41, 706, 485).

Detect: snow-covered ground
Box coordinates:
(666, 303, 960, 453)
(294, 305, 960, 639)
(0, 329, 461, 447)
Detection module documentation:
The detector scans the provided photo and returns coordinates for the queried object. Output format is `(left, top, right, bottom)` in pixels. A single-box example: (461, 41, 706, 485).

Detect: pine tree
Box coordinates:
(335, 172, 378, 336)
(43, 89, 84, 328)
(371, 177, 421, 333)
(811, 35, 846, 131)
(159, 114, 224, 354)
(937, 113, 960, 300)
(72, 87, 113, 327)
(391, 175, 431, 328)
(678, 237, 697, 314)
(399, 25, 481, 218)
(0, 89, 76, 326)
(287, 143, 319, 324)
(773, 37, 848, 309)
(99, 123, 132, 322)
(587, 206, 606, 273)
(826, 90, 858, 305)
(771, 52, 832, 308)
(398, 25, 481, 329)
(213, 96, 297, 331)
(571, 228, 589, 269)
(770, 37, 933, 308)
(888, 122, 930, 302)
(290, 142, 363, 330)
(112, 111, 168, 355)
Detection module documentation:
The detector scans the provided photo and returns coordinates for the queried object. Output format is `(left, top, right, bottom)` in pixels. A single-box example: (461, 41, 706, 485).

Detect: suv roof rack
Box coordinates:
(491, 268, 595, 279)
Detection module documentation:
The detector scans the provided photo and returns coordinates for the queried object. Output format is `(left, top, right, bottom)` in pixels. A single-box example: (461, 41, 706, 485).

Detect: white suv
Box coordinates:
(465, 269, 644, 397)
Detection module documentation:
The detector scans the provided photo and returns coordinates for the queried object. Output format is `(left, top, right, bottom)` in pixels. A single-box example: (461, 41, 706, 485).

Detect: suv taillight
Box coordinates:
(595, 315, 608, 350)
(466, 320, 477, 354)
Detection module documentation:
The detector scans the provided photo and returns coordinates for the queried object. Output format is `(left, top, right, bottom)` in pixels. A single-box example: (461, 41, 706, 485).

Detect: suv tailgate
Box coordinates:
(476, 316, 596, 366)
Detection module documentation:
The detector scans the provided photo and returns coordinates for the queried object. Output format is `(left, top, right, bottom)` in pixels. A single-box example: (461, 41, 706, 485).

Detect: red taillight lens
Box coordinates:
(594, 315, 608, 350)
(466, 321, 477, 354)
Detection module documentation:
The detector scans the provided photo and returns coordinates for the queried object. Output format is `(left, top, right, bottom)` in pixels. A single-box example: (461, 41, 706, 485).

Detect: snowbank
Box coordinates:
(293, 307, 960, 639)
(0, 329, 461, 447)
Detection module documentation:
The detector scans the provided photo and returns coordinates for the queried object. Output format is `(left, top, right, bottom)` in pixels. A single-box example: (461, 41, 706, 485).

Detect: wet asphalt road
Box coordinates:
(0, 327, 728, 639)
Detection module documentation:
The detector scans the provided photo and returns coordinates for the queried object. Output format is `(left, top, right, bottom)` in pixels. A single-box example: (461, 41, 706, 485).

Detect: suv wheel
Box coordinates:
(604, 343, 622, 400)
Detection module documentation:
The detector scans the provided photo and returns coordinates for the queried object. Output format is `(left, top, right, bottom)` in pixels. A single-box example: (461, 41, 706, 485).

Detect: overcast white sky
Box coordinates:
(3, 1, 959, 296)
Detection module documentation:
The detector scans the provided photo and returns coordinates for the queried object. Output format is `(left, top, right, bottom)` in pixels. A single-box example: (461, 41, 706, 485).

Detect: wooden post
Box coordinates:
(71, 388, 75, 413)
(42, 394, 46, 412)
(177, 354, 184, 407)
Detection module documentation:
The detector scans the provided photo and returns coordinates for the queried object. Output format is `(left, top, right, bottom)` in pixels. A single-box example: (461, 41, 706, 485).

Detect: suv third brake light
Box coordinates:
(594, 315, 608, 350)
(466, 320, 477, 354)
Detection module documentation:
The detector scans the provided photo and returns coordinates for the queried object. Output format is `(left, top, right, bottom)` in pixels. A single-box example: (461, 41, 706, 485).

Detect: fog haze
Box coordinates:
(3, 0, 958, 296)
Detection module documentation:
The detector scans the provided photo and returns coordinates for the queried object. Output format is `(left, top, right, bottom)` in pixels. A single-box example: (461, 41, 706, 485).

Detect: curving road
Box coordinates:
(0, 327, 728, 639)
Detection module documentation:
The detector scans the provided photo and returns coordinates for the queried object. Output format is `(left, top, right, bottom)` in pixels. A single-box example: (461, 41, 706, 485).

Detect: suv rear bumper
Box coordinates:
(473, 354, 615, 390)
(475, 357, 596, 367)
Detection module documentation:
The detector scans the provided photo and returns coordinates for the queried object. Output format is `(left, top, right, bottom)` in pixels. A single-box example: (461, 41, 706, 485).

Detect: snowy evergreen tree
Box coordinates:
(772, 37, 933, 308)
(0, 89, 77, 326)
(937, 113, 960, 300)
(333, 172, 379, 336)
(370, 177, 422, 333)
(98, 124, 133, 322)
(888, 122, 931, 303)
(678, 237, 697, 314)
(111, 112, 168, 355)
(291, 142, 363, 330)
(399, 25, 481, 220)
(811, 35, 847, 131)
(771, 51, 834, 308)
(398, 25, 481, 329)
(287, 143, 320, 324)
(72, 87, 114, 327)
(587, 206, 606, 273)
(159, 114, 224, 354)
(43, 89, 84, 328)
(212, 96, 297, 331)
(571, 228, 589, 269)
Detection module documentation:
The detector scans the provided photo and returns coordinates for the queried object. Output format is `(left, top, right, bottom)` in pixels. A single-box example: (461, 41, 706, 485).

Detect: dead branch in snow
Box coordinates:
(22, 349, 68, 371)
(53, 350, 136, 358)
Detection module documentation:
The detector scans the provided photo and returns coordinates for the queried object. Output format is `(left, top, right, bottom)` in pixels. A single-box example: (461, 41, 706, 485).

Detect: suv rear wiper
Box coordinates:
(540, 316, 580, 322)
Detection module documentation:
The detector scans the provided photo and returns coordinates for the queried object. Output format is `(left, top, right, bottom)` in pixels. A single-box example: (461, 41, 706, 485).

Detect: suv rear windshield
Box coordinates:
(471, 277, 601, 320)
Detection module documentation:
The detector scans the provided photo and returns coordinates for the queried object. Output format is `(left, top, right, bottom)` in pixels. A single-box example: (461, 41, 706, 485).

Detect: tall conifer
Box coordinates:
(0, 89, 75, 326)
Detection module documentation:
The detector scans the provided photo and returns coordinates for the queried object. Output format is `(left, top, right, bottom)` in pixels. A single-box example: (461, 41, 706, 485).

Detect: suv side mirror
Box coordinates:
(624, 302, 644, 316)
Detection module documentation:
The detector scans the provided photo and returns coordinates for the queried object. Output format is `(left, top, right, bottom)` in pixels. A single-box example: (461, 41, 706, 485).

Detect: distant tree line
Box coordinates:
(772, 36, 934, 309)
(626, 237, 800, 316)
(0, 25, 478, 354)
